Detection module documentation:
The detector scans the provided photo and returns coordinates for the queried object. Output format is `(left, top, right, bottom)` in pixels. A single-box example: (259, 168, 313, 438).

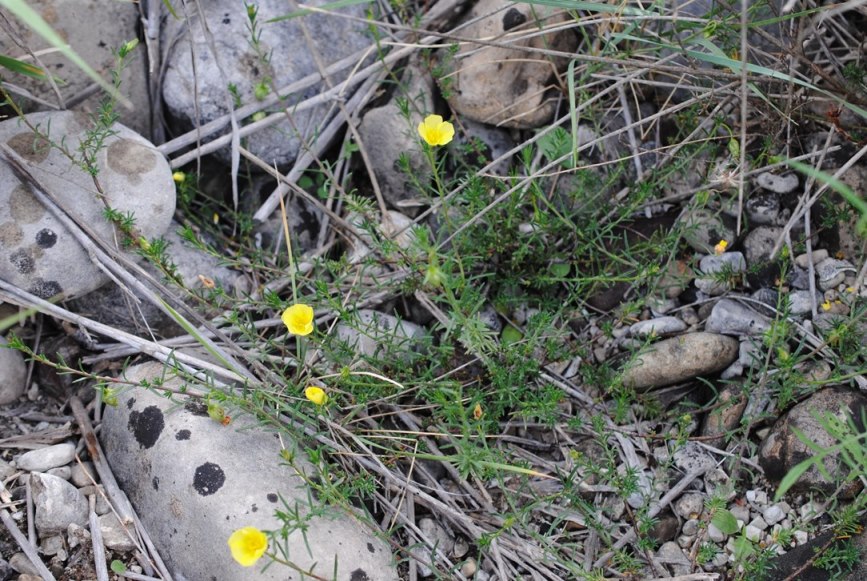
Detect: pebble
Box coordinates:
(746, 489, 768, 505)
(794, 530, 809, 545)
(730, 505, 750, 523)
(0, 458, 15, 480)
(99, 513, 137, 552)
(815, 258, 856, 291)
(647, 296, 679, 316)
(30, 472, 88, 535)
(788, 266, 812, 290)
(629, 316, 686, 338)
(70, 462, 96, 487)
(460, 558, 478, 577)
(744, 524, 763, 542)
(756, 171, 799, 194)
(682, 518, 699, 536)
(46, 467, 71, 480)
(763, 504, 786, 525)
(680, 208, 736, 254)
(680, 307, 700, 326)
(16, 443, 76, 472)
(696, 252, 747, 295)
(334, 309, 428, 362)
(707, 522, 727, 543)
(672, 442, 717, 473)
(0, 335, 26, 404)
(673, 492, 705, 519)
(657, 541, 691, 576)
(9, 553, 41, 577)
(705, 298, 771, 336)
(787, 290, 814, 316)
(67, 523, 90, 549)
(620, 332, 739, 390)
(749, 516, 769, 530)
(794, 249, 829, 268)
(746, 191, 781, 224)
(743, 226, 784, 269)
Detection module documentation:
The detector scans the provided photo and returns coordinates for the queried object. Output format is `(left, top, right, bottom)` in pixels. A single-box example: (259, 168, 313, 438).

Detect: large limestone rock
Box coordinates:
(101, 362, 398, 581)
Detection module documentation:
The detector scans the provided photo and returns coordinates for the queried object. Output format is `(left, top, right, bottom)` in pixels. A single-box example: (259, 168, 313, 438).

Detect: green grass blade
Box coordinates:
(0, 53, 46, 78)
(786, 159, 867, 235)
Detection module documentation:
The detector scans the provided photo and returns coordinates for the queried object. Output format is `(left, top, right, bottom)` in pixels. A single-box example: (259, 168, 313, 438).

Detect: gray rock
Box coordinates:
(0, 335, 26, 404)
(682, 518, 699, 536)
(477, 304, 502, 333)
(794, 249, 829, 269)
(69, 223, 249, 337)
(672, 441, 717, 473)
(730, 505, 750, 524)
(0, 1, 150, 135)
(746, 191, 781, 225)
(629, 316, 686, 338)
(31, 472, 88, 535)
(620, 332, 739, 390)
(0, 457, 15, 480)
(752, 287, 779, 307)
(815, 258, 856, 291)
(8, 553, 41, 576)
(744, 524, 763, 542)
(763, 504, 786, 526)
(758, 387, 867, 498)
(707, 522, 727, 543)
(162, 0, 371, 167)
(744, 225, 784, 266)
(70, 462, 97, 487)
(99, 513, 137, 552)
(705, 298, 771, 336)
(673, 492, 705, 520)
(411, 517, 455, 577)
(680, 208, 735, 254)
(749, 516, 769, 531)
(656, 541, 691, 576)
(786, 290, 814, 316)
(16, 443, 76, 472)
(788, 266, 812, 290)
(443, 0, 578, 128)
(40, 534, 66, 559)
(334, 309, 427, 362)
(46, 467, 71, 480)
(696, 252, 747, 295)
(357, 65, 434, 210)
(756, 171, 799, 194)
(458, 119, 517, 175)
(701, 384, 747, 447)
(0, 111, 175, 299)
(101, 362, 398, 581)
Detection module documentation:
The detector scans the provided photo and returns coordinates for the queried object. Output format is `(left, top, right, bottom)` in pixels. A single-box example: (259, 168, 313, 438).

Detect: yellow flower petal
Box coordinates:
(418, 114, 455, 147)
(713, 240, 728, 255)
(282, 303, 314, 336)
(305, 386, 328, 406)
(228, 527, 268, 567)
(172, 171, 186, 183)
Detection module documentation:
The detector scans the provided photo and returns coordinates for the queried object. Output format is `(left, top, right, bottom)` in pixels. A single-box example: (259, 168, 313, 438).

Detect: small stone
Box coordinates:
(46, 467, 71, 480)
(746, 489, 767, 505)
(746, 191, 781, 224)
(815, 258, 856, 291)
(70, 462, 96, 487)
(704, 468, 732, 498)
(629, 316, 687, 338)
(99, 513, 137, 552)
(647, 296, 679, 316)
(705, 299, 771, 336)
(673, 492, 705, 520)
(743, 226, 784, 272)
(749, 516, 769, 530)
(334, 309, 427, 362)
(9, 553, 41, 576)
(744, 525, 762, 542)
(680, 208, 735, 254)
(794, 249, 829, 268)
(673, 442, 717, 473)
(763, 504, 786, 525)
(460, 558, 477, 577)
(17, 443, 76, 472)
(677, 534, 693, 549)
(680, 307, 700, 326)
(0, 457, 15, 480)
(788, 266, 812, 290)
(453, 536, 469, 559)
(707, 522, 727, 543)
(682, 518, 699, 536)
(40, 535, 66, 559)
(730, 505, 750, 523)
(67, 522, 90, 549)
(794, 530, 809, 545)
(786, 290, 814, 316)
(477, 304, 502, 333)
(752, 287, 779, 307)
(756, 171, 799, 194)
(31, 472, 88, 534)
(657, 541, 691, 576)
(0, 335, 26, 404)
(700, 252, 747, 275)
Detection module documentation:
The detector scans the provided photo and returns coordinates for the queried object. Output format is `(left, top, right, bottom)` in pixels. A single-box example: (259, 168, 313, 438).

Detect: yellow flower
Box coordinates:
(713, 240, 728, 255)
(821, 300, 832, 311)
(227, 527, 267, 567)
(473, 402, 483, 420)
(418, 114, 455, 147)
(282, 304, 314, 336)
(305, 386, 328, 406)
(172, 171, 186, 183)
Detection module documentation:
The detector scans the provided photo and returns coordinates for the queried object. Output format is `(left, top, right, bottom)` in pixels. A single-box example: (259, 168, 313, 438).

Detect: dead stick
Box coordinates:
(0, 505, 56, 581)
(89, 495, 110, 581)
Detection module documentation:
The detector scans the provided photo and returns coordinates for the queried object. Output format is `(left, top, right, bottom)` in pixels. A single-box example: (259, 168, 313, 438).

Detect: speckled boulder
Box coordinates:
(0, 111, 175, 299)
(443, 0, 578, 128)
(101, 362, 397, 581)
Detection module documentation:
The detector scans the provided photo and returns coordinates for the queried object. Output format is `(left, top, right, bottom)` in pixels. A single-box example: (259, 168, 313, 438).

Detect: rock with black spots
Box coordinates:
(0, 111, 175, 299)
(101, 361, 398, 581)
(679, 208, 736, 254)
